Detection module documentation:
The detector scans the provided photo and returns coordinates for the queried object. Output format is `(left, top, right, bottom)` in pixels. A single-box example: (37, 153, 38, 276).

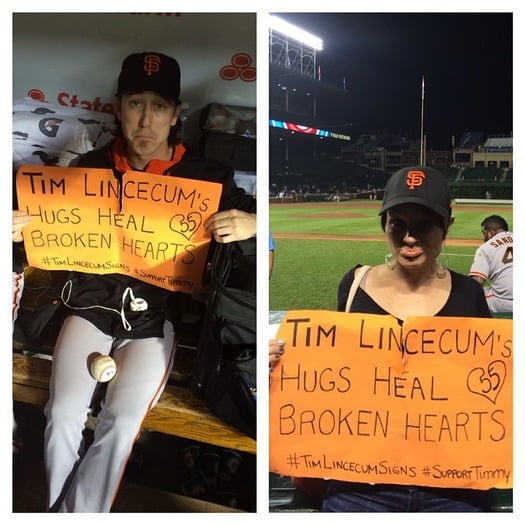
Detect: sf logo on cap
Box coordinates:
(143, 54, 162, 76)
(405, 170, 425, 190)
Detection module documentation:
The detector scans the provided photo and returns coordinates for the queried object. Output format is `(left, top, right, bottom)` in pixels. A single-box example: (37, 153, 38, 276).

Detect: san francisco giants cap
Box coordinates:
(378, 166, 452, 219)
(117, 52, 181, 101)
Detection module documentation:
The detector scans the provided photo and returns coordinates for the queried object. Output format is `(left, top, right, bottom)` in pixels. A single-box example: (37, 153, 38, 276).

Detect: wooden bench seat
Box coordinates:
(13, 352, 256, 455)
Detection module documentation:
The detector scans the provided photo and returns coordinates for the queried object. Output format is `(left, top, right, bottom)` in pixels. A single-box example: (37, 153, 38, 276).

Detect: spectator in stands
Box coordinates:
(272, 166, 492, 512)
(269, 232, 275, 278)
(268, 234, 281, 370)
(327, 166, 492, 511)
(468, 215, 513, 313)
(14, 52, 255, 513)
(268, 233, 279, 367)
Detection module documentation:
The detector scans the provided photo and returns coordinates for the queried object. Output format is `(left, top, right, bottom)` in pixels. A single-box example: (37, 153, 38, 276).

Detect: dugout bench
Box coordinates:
(12, 352, 256, 455)
(12, 266, 255, 512)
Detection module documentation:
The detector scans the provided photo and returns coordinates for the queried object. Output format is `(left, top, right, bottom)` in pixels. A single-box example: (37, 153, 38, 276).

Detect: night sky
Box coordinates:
(274, 12, 513, 149)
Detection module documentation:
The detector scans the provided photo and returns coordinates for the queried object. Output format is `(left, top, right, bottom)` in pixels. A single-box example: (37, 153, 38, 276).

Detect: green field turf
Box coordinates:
(269, 200, 512, 311)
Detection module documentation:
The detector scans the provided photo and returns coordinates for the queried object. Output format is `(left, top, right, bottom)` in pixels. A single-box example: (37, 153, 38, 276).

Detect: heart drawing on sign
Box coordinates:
(466, 360, 506, 404)
(169, 212, 203, 241)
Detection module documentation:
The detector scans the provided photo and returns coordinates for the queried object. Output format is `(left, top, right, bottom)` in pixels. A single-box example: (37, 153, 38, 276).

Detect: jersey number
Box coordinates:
(502, 246, 513, 265)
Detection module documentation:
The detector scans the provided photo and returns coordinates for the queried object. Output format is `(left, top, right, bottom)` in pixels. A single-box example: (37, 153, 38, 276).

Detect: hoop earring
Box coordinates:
(385, 253, 395, 270)
(434, 243, 449, 278)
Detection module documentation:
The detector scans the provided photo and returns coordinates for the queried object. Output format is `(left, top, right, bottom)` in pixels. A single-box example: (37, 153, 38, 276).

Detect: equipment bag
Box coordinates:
(191, 237, 256, 439)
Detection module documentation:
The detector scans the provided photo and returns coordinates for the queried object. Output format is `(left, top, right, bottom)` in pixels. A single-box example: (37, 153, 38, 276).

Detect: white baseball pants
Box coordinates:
(44, 315, 176, 512)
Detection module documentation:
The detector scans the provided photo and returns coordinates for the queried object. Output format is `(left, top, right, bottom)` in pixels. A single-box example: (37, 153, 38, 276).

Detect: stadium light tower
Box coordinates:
(269, 15, 323, 50)
(269, 15, 323, 79)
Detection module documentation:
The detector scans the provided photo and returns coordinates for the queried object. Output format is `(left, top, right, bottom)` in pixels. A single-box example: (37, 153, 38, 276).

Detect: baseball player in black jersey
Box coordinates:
(16, 52, 255, 512)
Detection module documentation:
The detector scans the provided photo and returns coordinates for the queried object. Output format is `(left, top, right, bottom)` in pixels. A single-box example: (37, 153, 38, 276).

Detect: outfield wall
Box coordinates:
(454, 199, 512, 205)
(270, 195, 513, 205)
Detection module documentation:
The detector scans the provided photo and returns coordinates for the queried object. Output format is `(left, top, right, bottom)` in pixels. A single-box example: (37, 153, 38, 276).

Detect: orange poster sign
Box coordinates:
(270, 311, 512, 490)
(16, 165, 222, 292)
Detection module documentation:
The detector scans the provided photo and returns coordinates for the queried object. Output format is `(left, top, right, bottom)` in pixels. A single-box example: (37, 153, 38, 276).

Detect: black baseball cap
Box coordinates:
(378, 166, 452, 219)
(116, 52, 181, 101)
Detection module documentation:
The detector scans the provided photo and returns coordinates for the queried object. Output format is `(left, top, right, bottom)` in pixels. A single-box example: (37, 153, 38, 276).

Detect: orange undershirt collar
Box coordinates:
(111, 136, 186, 174)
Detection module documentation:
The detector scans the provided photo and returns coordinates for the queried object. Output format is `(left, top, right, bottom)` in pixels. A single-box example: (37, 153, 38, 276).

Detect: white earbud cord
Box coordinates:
(61, 280, 137, 331)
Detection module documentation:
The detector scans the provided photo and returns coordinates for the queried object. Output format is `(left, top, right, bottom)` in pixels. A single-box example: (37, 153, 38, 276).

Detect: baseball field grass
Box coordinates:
(269, 200, 513, 311)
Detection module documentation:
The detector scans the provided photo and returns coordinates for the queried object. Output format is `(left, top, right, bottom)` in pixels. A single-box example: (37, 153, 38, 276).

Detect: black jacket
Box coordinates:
(62, 140, 255, 338)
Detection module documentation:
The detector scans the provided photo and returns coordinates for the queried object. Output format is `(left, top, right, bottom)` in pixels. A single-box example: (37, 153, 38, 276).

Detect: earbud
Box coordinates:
(130, 297, 148, 312)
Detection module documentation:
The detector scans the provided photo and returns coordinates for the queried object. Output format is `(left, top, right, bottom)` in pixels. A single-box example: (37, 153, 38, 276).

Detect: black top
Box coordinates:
(326, 265, 492, 504)
(337, 265, 491, 318)
(62, 141, 256, 339)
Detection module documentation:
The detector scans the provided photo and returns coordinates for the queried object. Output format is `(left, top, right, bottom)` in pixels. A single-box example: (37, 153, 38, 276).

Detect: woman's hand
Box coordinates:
(13, 210, 33, 242)
(269, 338, 285, 372)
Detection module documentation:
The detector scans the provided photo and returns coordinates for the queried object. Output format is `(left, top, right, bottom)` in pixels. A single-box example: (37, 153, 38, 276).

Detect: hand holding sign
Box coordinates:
(204, 208, 257, 243)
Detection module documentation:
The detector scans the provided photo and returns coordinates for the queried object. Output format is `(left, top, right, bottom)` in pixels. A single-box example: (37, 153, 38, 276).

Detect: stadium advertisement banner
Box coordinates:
(270, 119, 351, 141)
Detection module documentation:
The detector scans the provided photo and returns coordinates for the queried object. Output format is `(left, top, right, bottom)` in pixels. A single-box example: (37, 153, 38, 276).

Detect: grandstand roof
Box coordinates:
(484, 137, 512, 148)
